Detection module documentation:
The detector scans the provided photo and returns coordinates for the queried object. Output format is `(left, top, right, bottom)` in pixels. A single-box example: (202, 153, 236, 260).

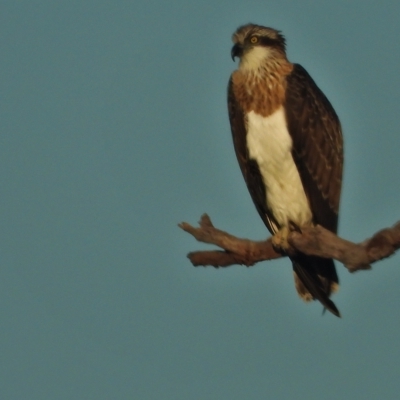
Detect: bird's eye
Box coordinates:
(250, 36, 258, 44)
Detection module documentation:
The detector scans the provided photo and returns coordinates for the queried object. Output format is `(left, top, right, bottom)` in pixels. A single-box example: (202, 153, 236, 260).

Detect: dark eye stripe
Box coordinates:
(258, 36, 285, 50)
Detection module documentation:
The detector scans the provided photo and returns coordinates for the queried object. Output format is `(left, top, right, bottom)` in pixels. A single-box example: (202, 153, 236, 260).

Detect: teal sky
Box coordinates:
(2, 1, 400, 399)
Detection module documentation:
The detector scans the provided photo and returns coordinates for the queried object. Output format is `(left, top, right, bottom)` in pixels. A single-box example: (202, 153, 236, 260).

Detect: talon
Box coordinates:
(289, 221, 302, 233)
(272, 226, 291, 253)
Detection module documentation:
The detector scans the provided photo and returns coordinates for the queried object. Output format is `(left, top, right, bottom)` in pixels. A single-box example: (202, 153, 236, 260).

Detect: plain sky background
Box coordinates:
(1, 1, 400, 399)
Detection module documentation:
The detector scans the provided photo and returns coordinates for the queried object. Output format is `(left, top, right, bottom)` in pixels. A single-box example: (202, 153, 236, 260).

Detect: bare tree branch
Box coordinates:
(179, 214, 400, 272)
(179, 214, 282, 267)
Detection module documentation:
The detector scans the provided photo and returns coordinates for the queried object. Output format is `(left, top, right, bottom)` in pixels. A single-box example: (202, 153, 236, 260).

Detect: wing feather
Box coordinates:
(285, 64, 343, 233)
(284, 64, 342, 314)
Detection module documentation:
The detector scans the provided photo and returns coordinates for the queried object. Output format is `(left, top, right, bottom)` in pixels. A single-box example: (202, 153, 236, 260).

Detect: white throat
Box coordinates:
(239, 47, 271, 71)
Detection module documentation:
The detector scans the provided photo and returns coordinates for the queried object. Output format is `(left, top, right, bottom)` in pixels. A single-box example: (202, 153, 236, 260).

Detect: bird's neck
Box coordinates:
(232, 58, 293, 117)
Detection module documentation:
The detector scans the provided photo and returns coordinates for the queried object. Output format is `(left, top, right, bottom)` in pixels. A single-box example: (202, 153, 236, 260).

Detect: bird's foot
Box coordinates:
(271, 226, 291, 253)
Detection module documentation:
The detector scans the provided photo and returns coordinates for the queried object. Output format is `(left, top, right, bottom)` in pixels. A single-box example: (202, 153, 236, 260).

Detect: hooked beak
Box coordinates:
(231, 44, 243, 61)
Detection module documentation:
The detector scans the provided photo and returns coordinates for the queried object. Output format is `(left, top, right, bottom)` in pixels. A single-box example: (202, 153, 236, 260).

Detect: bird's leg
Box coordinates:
(271, 226, 291, 253)
(289, 221, 302, 234)
(271, 221, 302, 254)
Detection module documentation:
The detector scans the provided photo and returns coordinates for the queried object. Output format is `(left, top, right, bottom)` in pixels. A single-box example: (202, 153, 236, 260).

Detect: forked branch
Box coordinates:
(179, 214, 400, 272)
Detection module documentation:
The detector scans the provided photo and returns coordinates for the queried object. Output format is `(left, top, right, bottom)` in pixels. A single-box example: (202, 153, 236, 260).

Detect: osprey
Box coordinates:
(228, 24, 343, 317)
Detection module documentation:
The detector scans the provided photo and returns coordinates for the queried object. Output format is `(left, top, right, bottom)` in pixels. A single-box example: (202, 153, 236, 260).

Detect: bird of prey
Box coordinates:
(228, 23, 343, 317)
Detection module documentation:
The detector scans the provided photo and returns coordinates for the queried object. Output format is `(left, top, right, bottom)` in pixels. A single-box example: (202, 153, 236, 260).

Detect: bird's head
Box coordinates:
(231, 24, 287, 70)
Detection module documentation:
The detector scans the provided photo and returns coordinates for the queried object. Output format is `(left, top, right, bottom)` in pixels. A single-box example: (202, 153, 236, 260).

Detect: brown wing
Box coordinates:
(227, 77, 278, 234)
(285, 64, 343, 233)
(285, 64, 343, 316)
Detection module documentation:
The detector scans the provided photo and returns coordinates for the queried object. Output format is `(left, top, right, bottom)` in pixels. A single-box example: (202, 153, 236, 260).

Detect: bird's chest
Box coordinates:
(231, 71, 286, 116)
(246, 108, 312, 228)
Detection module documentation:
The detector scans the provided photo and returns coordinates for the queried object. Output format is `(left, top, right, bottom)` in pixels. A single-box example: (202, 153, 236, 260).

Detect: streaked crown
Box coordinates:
(232, 23, 286, 54)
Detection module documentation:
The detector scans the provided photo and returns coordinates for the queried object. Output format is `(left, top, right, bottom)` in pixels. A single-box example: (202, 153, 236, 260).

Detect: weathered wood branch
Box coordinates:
(179, 214, 282, 267)
(179, 214, 400, 272)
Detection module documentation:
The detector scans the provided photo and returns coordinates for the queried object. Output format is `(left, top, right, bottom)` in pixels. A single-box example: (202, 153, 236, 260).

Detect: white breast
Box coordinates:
(246, 108, 312, 231)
